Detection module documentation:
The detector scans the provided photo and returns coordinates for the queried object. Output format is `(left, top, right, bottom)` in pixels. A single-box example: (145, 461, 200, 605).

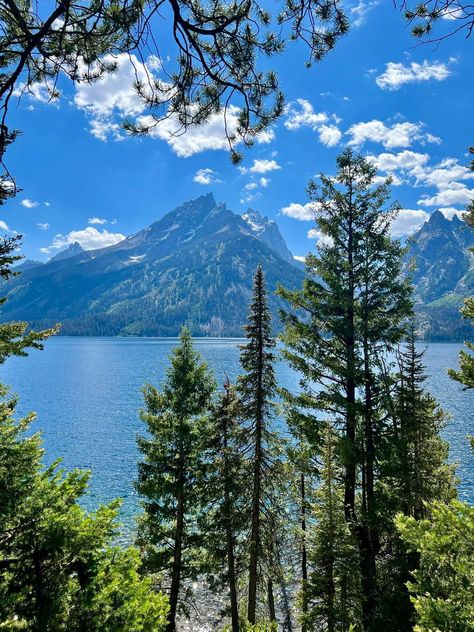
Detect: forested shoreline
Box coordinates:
(1, 151, 473, 631)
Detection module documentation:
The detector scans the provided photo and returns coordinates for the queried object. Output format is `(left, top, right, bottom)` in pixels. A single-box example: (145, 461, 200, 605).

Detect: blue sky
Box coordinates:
(2, 1, 474, 261)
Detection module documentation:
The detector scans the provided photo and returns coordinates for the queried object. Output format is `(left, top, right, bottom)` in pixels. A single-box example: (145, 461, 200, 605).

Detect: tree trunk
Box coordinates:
(268, 577, 276, 623)
(301, 472, 308, 632)
(247, 414, 262, 623)
(223, 406, 240, 632)
(359, 326, 378, 631)
(167, 448, 185, 632)
(344, 202, 357, 526)
(247, 280, 265, 624)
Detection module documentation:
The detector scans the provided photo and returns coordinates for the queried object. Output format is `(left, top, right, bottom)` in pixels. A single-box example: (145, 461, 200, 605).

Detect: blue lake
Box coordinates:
(2, 337, 473, 534)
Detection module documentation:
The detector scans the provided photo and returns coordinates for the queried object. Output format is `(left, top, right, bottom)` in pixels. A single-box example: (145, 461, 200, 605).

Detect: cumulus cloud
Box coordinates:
(376, 61, 451, 91)
(391, 209, 429, 237)
(293, 255, 306, 263)
(259, 177, 270, 187)
(75, 54, 151, 118)
(41, 227, 125, 254)
(418, 183, 474, 207)
(244, 159, 281, 174)
(319, 125, 342, 147)
(20, 198, 39, 208)
(75, 55, 275, 156)
(284, 99, 328, 130)
(308, 227, 334, 247)
(411, 157, 474, 189)
(193, 168, 220, 185)
(88, 217, 108, 225)
(281, 202, 319, 221)
(37, 223, 50, 230)
(284, 99, 342, 147)
(347, 120, 439, 149)
(13, 81, 60, 104)
(0, 220, 10, 232)
(138, 107, 273, 158)
(368, 150, 430, 172)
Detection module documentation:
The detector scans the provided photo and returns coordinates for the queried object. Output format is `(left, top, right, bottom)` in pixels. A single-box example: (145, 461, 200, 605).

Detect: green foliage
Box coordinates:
(136, 327, 215, 626)
(237, 266, 284, 624)
(397, 500, 474, 631)
(0, 385, 168, 631)
(0, 235, 58, 363)
(304, 425, 362, 631)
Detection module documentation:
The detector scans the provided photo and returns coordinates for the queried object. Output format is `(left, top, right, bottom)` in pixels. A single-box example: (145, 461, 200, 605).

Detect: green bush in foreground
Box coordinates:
(397, 500, 474, 631)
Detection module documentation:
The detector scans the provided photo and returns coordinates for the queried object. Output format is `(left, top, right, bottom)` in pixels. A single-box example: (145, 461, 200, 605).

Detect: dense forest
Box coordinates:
(1, 151, 473, 631)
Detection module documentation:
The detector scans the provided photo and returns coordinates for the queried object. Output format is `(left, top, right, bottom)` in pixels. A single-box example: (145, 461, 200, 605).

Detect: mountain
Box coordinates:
(1, 194, 303, 336)
(406, 210, 474, 340)
(241, 209, 294, 263)
(49, 242, 84, 263)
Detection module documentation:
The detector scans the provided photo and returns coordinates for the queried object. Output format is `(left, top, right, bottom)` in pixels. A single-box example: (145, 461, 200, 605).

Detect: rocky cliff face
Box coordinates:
(241, 209, 294, 263)
(407, 210, 474, 303)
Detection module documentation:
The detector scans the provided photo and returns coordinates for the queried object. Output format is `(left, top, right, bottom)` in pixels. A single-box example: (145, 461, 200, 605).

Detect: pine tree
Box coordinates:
(279, 150, 412, 631)
(377, 325, 456, 627)
(237, 266, 280, 625)
(136, 327, 215, 632)
(305, 424, 362, 632)
(200, 381, 247, 632)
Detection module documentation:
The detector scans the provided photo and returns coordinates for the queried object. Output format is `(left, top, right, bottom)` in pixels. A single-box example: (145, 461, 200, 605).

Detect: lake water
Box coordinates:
(1, 337, 473, 535)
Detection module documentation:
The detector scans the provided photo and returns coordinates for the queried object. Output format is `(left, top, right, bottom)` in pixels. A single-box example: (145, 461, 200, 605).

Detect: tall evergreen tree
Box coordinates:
(136, 327, 215, 632)
(200, 381, 247, 632)
(279, 150, 412, 631)
(237, 266, 280, 625)
(305, 424, 362, 632)
(377, 325, 456, 627)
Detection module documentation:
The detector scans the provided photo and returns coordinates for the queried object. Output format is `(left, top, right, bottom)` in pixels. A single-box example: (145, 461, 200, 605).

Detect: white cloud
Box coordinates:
(284, 99, 328, 130)
(347, 119, 439, 149)
(350, 0, 379, 27)
(44, 202, 51, 207)
(259, 177, 270, 187)
(20, 198, 39, 208)
(308, 227, 334, 247)
(41, 227, 126, 253)
(418, 183, 474, 207)
(411, 157, 474, 189)
(139, 106, 273, 158)
(284, 99, 341, 147)
(193, 168, 220, 185)
(244, 182, 258, 191)
(391, 209, 429, 237)
(13, 81, 60, 104)
(75, 53, 275, 156)
(281, 202, 319, 221)
(293, 255, 306, 263)
(88, 217, 108, 225)
(376, 61, 451, 91)
(245, 159, 281, 174)
(75, 53, 152, 118)
(318, 125, 342, 147)
(37, 223, 50, 230)
(368, 150, 430, 173)
(0, 220, 10, 232)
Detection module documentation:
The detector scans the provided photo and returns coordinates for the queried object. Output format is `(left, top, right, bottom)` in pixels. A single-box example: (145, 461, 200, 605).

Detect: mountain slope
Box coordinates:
(406, 210, 474, 340)
(2, 194, 303, 336)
